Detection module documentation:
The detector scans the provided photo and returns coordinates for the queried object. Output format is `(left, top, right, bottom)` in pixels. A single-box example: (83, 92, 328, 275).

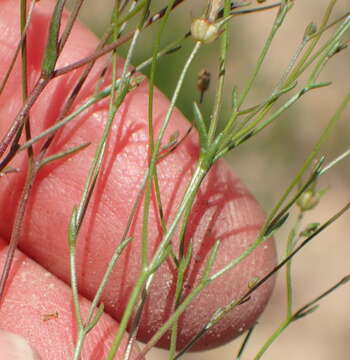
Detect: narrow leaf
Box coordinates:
(86, 303, 105, 333)
(294, 304, 319, 319)
(39, 142, 90, 168)
(193, 102, 208, 150)
(68, 206, 78, 248)
(264, 212, 289, 238)
(231, 86, 238, 112)
(42, 0, 66, 77)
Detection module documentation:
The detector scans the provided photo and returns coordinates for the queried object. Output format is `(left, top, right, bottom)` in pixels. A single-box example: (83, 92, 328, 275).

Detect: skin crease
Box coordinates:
(0, 0, 276, 354)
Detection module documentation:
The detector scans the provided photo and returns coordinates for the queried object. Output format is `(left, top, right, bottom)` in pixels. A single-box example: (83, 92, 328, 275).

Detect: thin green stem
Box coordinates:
(19, 34, 189, 152)
(254, 318, 291, 360)
(72, 332, 85, 360)
(210, 159, 319, 282)
(229, 2, 282, 17)
(125, 41, 202, 333)
(296, 15, 350, 77)
(109, 162, 206, 360)
(74, 29, 139, 230)
(58, 0, 85, 53)
(207, 0, 230, 143)
(285, 0, 338, 86)
(20, 0, 28, 101)
(71, 5, 143, 356)
(168, 239, 193, 359)
(106, 271, 149, 360)
(136, 240, 220, 360)
(236, 326, 256, 360)
(220, 1, 291, 140)
(218, 11, 349, 158)
(73, 173, 146, 359)
(320, 148, 350, 176)
(52, 0, 190, 78)
(152, 162, 206, 268)
(123, 274, 155, 360)
(230, 83, 327, 147)
(265, 89, 350, 227)
(0, 162, 37, 301)
(20, 0, 33, 161)
(0, 0, 36, 96)
(285, 212, 303, 317)
(307, 16, 350, 85)
(72, 237, 132, 360)
(68, 208, 83, 329)
(255, 273, 350, 359)
(236, 1, 291, 110)
(117, 0, 148, 27)
(175, 202, 350, 354)
(0, 77, 48, 170)
(142, 0, 178, 271)
(85, 238, 133, 326)
(39, 143, 90, 168)
(223, 81, 297, 143)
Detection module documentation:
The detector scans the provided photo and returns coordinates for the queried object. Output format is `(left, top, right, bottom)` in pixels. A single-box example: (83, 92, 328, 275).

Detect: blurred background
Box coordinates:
(70, 0, 350, 358)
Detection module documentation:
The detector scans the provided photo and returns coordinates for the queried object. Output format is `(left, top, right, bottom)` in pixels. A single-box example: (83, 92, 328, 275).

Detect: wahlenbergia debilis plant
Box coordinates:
(0, 0, 349, 359)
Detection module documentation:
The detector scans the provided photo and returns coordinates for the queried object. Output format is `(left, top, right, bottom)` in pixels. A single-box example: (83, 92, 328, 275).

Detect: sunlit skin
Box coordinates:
(0, 238, 140, 359)
(0, 0, 276, 357)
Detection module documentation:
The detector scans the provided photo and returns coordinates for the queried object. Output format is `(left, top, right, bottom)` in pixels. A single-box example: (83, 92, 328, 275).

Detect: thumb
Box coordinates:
(0, 237, 142, 359)
(0, 331, 41, 360)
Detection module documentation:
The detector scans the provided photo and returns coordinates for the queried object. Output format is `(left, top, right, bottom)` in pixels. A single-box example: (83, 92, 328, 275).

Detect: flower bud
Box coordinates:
(303, 22, 317, 41)
(248, 276, 260, 289)
(197, 69, 211, 94)
(297, 190, 320, 211)
(191, 18, 220, 44)
(299, 222, 320, 237)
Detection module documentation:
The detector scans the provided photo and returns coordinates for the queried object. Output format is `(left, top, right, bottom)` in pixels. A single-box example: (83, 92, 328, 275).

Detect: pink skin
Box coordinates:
(0, 0, 276, 354)
(0, 238, 140, 359)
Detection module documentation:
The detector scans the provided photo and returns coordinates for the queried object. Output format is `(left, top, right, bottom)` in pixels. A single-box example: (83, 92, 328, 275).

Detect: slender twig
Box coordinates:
(71, 3, 150, 356)
(19, 33, 189, 152)
(320, 148, 350, 175)
(285, 0, 338, 86)
(0, 0, 36, 96)
(38, 29, 112, 163)
(236, 1, 291, 110)
(0, 78, 48, 168)
(136, 240, 221, 360)
(285, 211, 303, 317)
(106, 39, 202, 360)
(173, 202, 350, 357)
(207, 0, 231, 142)
(236, 326, 256, 360)
(58, 0, 85, 53)
(0, 0, 69, 301)
(0, 0, 69, 168)
(53, 0, 190, 78)
(0, 163, 36, 301)
(20, 0, 33, 159)
(254, 274, 350, 359)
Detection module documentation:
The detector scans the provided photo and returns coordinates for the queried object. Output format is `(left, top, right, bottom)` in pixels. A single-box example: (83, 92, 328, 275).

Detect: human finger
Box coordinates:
(0, 0, 276, 350)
